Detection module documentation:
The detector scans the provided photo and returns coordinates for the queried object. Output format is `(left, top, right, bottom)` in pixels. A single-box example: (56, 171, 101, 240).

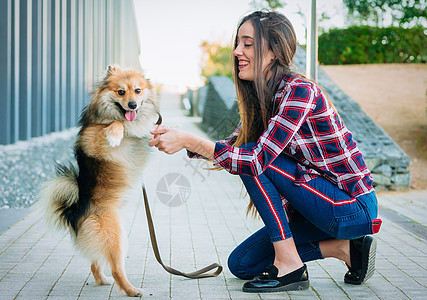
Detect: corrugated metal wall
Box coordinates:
(0, 0, 141, 145)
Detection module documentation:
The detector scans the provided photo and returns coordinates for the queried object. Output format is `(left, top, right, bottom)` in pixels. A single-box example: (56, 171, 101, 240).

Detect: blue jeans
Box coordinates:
(228, 143, 378, 280)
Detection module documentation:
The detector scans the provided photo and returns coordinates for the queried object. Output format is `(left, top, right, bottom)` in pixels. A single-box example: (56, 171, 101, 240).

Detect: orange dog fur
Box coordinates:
(37, 66, 161, 297)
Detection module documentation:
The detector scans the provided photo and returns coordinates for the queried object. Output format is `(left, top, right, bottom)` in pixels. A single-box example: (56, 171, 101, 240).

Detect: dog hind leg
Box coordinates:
(91, 260, 114, 286)
(77, 213, 142, 297)
(101, 212, 142, 297)
(107, 246, 143, 297)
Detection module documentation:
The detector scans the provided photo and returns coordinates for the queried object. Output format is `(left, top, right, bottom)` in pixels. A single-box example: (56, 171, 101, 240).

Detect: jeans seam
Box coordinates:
(253, 175, 287, 240)
(240, 174, 291, 242)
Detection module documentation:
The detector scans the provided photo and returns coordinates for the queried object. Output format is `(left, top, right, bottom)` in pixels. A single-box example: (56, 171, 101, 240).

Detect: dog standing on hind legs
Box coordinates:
(37, 66, 162, 297)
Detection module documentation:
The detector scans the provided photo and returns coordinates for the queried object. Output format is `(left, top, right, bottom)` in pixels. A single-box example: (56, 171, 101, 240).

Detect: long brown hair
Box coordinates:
(230, 11, 340, 216)
(233, 11, 298, 147)
(231, 11, 297, 216)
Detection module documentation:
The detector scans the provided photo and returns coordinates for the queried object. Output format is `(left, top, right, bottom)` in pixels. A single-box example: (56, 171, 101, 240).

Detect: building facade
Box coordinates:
(0, 0, 141, 145)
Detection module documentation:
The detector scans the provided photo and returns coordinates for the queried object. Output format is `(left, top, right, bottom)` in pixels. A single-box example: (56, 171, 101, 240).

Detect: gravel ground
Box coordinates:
(0, 129, 78, 209)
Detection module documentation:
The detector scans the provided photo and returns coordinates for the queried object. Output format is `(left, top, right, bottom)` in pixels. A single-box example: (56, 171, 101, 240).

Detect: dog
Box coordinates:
(37, 66, 161, 297)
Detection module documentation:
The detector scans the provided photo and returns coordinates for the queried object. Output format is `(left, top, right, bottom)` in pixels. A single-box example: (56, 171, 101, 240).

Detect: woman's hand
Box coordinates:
(149, 125, 186, 154)
(149, 125, 216, 159)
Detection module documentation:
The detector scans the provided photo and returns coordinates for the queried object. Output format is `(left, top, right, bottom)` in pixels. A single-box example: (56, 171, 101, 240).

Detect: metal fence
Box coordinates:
(0, 0, 141, 145)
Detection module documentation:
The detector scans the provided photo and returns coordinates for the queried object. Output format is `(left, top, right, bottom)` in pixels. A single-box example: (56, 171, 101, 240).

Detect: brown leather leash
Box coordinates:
(142, 185, 223, 279)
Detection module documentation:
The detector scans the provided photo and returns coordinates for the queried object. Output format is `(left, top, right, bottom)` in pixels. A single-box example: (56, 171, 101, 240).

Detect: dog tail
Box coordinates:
(37, 163, 82, 233)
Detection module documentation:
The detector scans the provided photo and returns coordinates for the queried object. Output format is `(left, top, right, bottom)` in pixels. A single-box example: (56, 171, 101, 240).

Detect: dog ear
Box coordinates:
(105, 65, 121, 78)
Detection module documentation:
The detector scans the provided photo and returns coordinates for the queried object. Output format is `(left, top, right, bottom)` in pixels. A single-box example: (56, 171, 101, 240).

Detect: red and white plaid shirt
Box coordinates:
(189, 74, 374, 199)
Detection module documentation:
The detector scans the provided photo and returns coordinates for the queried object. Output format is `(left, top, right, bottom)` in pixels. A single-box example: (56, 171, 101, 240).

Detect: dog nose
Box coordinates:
(128, 101, 137, 110)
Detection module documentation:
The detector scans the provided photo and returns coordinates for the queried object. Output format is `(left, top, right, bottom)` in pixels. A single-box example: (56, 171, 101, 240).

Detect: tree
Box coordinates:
(343, 0, 427, 27)
(250, 0, 286, 11)
(200, 41, 233, 82)
(295, 3, 332, 37)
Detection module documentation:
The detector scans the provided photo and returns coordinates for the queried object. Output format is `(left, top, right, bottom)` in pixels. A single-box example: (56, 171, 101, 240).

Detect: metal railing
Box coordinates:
(0, 0, 141, 145)
(306, 0, 318, 81)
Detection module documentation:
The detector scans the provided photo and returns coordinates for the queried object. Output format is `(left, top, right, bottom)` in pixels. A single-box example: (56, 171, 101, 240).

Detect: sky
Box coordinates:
(133, 0, 346, 93)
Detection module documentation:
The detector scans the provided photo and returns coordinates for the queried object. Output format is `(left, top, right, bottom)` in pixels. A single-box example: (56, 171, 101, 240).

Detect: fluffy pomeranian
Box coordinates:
(37, 66, 161, 297)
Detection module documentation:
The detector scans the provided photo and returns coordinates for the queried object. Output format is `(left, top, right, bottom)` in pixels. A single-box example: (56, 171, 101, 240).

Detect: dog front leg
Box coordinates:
(105, 121, 124, 147)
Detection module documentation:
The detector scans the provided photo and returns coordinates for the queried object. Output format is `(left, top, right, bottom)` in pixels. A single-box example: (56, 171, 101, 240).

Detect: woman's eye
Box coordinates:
(117, 90, 126, 96)
(244, 44, 253, 47)
(135, 88, 141, 94)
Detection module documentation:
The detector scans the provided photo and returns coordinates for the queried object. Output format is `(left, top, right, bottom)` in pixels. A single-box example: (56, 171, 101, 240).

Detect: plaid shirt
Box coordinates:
(189, 74, 374, 199)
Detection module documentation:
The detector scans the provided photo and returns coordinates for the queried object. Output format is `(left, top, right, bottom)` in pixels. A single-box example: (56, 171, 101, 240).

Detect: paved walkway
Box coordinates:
(0, 93, 426, 299)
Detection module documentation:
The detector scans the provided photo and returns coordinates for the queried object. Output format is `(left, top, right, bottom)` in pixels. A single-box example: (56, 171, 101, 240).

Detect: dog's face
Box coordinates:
(93, 66, 155, 124)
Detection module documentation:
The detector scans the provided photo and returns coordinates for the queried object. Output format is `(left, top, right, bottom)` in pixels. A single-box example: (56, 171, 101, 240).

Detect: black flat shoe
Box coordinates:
(345, 235, 377, 285)
(242, 264, 309, 293)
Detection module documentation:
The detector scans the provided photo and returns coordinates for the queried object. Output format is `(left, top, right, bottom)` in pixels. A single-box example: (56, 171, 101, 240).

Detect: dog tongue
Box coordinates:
(125, 111, 137, 122)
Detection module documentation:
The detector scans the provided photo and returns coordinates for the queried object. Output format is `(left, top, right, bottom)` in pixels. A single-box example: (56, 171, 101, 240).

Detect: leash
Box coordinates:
(142, 185, 223, 279)
(144, 113, 222, 278)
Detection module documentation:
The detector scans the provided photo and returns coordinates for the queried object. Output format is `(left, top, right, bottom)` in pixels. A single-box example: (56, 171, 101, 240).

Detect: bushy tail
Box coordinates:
(37, 163, 80, 231)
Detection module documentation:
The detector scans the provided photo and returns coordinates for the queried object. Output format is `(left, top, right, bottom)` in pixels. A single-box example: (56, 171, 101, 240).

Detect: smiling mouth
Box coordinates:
(238, 60, 249, 69)
(114, 102, 138, 122)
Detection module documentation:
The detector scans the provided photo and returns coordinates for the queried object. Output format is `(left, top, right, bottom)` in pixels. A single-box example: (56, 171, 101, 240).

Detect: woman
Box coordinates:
(149, 11, 381, 293)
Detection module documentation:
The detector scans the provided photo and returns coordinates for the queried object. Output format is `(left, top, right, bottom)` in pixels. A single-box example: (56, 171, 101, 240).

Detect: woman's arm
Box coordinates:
(149, 126, 215, 160)
(187, 123, 241, 159)
(150, 82, 316, 177)
(212, 83, 317, 176)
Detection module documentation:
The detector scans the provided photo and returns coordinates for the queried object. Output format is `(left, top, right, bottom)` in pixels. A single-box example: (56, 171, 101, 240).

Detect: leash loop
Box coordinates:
(142, 185, 223, 279)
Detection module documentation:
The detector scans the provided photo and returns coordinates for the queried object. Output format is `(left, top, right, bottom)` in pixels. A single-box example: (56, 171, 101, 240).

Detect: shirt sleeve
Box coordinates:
(212, 84, 317, 176)
(186, 123, 241, 159)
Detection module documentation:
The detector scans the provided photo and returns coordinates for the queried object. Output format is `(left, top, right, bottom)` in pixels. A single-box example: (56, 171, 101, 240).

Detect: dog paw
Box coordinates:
(107, 134, 122, 147)
(126, 287, 143, 297)
(101, 276, 114, 285)
(105, 121, 124, 147)
(134, 288, 144, 297)
(104, 276, 114, 285)
(94, 276, 114, 286)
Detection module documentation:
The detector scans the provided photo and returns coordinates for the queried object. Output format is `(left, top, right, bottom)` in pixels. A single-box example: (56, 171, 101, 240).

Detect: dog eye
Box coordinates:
(135, 88, 141, 94)
(117, 90, 126, 96)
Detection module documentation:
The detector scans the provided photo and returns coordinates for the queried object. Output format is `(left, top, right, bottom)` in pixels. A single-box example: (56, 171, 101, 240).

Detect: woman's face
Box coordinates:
(233, 21, 275, 81)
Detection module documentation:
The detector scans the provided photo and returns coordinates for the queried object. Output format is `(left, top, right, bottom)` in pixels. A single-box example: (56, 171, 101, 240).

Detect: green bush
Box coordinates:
(318, 26, 427, 65)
